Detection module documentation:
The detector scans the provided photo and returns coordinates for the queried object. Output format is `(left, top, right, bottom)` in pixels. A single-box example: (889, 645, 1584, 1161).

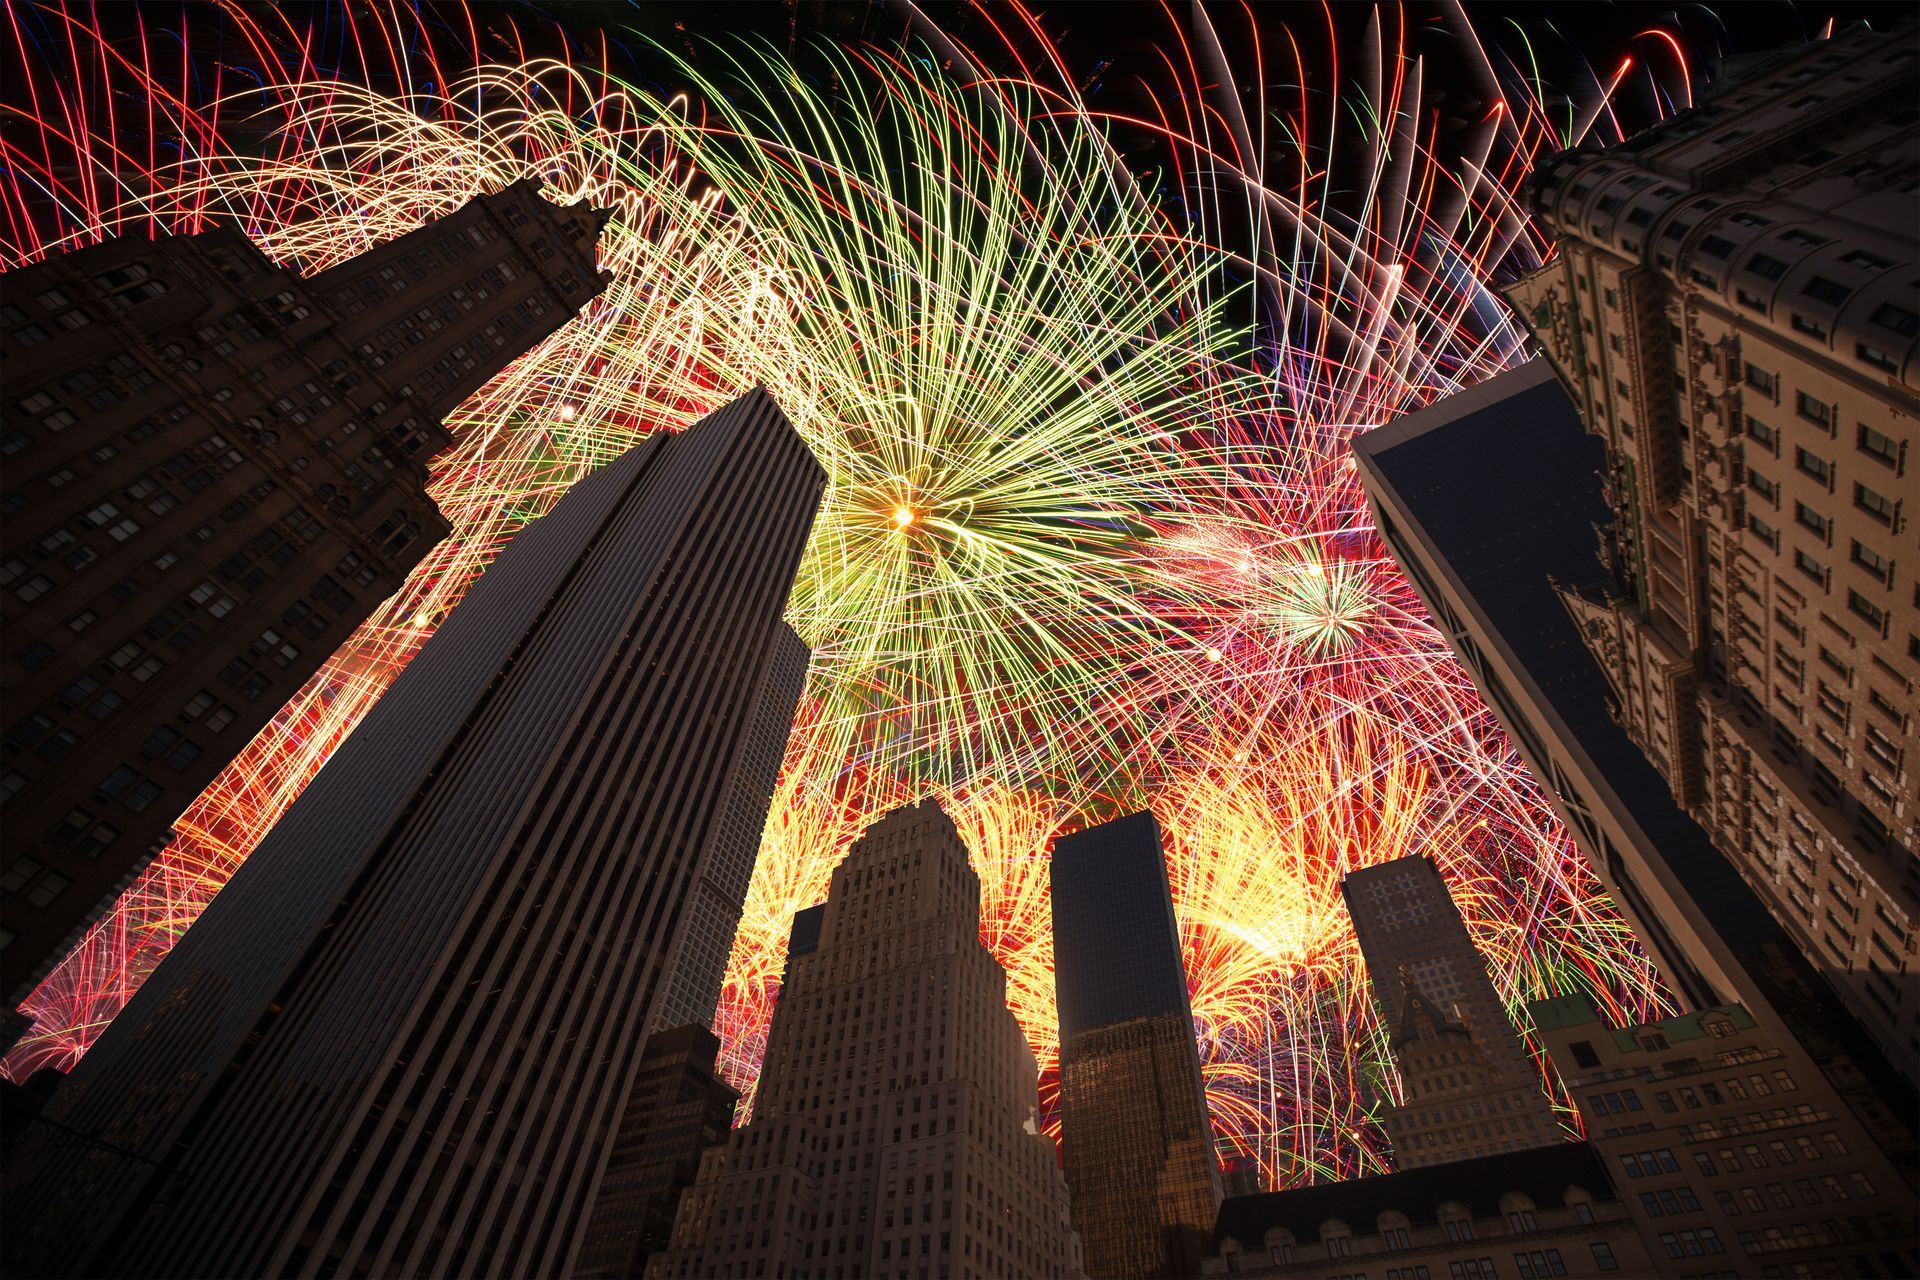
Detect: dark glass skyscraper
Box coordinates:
(1050, 811, 1220, 1279)
(2, 388, 824, 1279)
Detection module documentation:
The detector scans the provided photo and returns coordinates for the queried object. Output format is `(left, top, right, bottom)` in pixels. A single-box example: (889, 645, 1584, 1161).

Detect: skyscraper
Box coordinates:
(0, 179, 607, 1017)
(572, 1024, 740, 1280)
(1050, 810, 1221, 1280)
(1501, 24, 1918, 1085)
(1353, 359, 1918, 1145)
(649, 623, 809, 1035)
(1, 387, 825, 1279)
(647, 800, 1085, 1280)
(1342, 856, 1562, 1166)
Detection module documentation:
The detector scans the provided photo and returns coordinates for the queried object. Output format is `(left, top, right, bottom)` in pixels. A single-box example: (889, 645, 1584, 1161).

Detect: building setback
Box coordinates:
(0, 179, 607, 1014)
(1202, 1141, 1651, 1279)
(0, 387, 825, 1279)
(1532, 996, 1919, 1276)
(572, 1024, 740, 1280)
(1051, 810, 1221, 1279)
(647, 800, 1085, 1280)
(1342, 857, 1563, 1167)
(1502, 24, 1919, 1085)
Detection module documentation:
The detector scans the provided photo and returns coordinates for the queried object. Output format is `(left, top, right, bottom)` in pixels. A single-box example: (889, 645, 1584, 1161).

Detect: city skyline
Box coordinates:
(1, 2, 1915, 1257)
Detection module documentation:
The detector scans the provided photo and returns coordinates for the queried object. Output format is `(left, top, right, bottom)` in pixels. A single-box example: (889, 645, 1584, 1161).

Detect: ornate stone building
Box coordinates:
(1532, 996, 1918, 1276)
(647, 800, 1084, 1280)
(1344, 857, 1564, 1167)
(1203, 1142, 1650, 1280)
(0, 179, 606, 1018)
(1503, 25, 1919, 1086)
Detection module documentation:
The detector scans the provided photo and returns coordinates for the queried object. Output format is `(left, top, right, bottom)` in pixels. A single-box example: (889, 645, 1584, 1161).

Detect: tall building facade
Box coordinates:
(1, 388, 825, 1279)
(1533, 996, 1919, 1277)
(1342, 857, 1562, 1166)
(573, 1025, 740, 1280)
(0, 179, 607, 1011)
(650, 623, 809, 1034)
(1355, 355, 1917, 1178)
(647, 800, 1085, 1280)
(1050, 811, 1221, 1279)
(1203, 1142, 1652, 1279)
(1502, 25, 1919, 1083)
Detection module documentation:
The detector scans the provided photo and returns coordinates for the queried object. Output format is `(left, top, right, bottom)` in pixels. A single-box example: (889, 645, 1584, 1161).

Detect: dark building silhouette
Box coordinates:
(1, 387, 824, 1279)
(1352, 359, 1917, 1164)
(1342, 857, 1562, 1167)
(573, 1025, 739, 1280)
(1202, 1142, 1651, 1278)
(1050, 810, 1221, 1279)
(0, 179, 607, 1019)
(648, 800, 1084, 1280)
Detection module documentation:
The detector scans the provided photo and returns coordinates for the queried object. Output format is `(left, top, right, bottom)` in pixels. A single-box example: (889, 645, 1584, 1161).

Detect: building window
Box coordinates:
(1795, 503, 1829, 538)
(1850, 540, 1891, 583)
(1870, 302, 1919, 337)
(1794, 550, 1826, 583)
(1854, 481, 1896, 524)
(1795, 393, 1832, 430)
(1746, 253, 1789, 281)
(1856, 423, 1900, 467)
(1857, 342, 1899, 372)
(1745, 363, 1775, 395)
(1847, 590, 1886, 631)
(1795, 446, 1832, 483)
(1800, 275, 1850, 305)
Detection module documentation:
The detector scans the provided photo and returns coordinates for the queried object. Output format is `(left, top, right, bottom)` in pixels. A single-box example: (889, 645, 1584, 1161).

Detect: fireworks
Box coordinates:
(2, 1, 1689, 1184)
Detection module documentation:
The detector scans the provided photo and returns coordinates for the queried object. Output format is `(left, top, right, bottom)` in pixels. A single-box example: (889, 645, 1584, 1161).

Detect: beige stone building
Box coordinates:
(1202, 1142, 1651, 1280)
(1532, 996, 1918, 1276)
(646, 800, 1084, 1280)
(1344, 857, 1564, 1167)
(1504, 25, 1920, 1088)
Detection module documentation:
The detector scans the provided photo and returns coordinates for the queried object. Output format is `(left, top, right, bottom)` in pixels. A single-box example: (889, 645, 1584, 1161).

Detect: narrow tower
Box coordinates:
(1050, 811, 1221, 1280)
(647, 800, 1085, 1280)
(1342, 856, 1562, 1167)
(3, 388, 825, 1280)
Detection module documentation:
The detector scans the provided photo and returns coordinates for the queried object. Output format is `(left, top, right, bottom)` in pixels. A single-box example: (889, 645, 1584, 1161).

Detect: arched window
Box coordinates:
(1319, 1220, 1354, 1258)
(1263, 1229, 1294, 1265)
(1500, 1192, 1538, 1233)
(95, 261, 166, 307)
(1377, 1211, 1411, 1250)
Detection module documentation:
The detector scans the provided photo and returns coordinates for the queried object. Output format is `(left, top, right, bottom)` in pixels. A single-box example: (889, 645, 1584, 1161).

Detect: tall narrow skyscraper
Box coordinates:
(647, 800, 1085, 1280)
(2, 388, 825, 1280)
(1050, 811, 1221, 1280)
(1342, 856, 1562, 1167)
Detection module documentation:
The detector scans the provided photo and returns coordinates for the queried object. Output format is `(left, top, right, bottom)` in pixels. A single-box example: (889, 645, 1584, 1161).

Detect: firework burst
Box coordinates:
(2, 0, 1686, 1185)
